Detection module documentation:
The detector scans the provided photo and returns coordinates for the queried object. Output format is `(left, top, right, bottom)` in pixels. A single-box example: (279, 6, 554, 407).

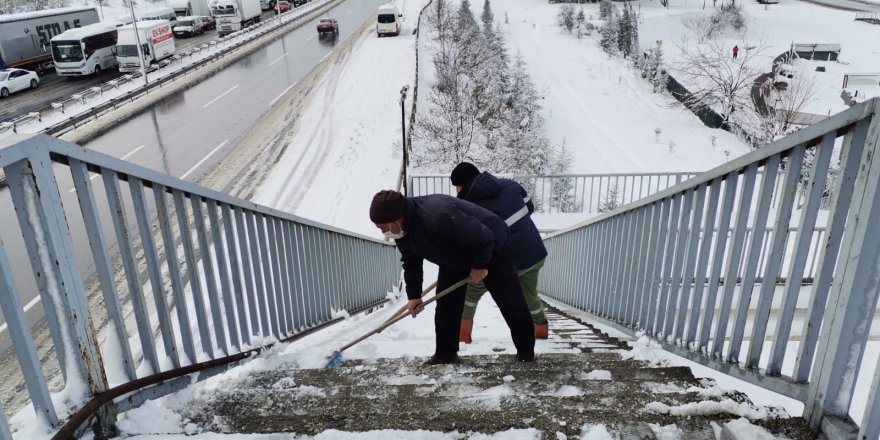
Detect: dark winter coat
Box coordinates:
(458, 172, 548, 270)
(395, 194, 510, 299)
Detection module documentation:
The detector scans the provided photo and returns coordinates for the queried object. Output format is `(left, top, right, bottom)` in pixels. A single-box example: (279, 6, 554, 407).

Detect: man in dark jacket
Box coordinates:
(369, 190, 536, 364)
(450, 162, 549, 342)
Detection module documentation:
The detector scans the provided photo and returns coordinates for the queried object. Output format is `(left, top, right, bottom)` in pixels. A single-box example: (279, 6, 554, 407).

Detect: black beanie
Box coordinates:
(369, 190, 406, 223)
(450, 162, 480, 186)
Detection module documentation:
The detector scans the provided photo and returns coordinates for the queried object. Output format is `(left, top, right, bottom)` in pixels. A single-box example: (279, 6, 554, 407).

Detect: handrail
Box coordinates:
(0, 133, 401, 438)
(538, 97, 880, 439)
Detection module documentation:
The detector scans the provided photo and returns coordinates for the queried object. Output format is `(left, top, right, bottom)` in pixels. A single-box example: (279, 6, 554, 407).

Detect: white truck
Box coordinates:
(114, 20, 176, 73)
(0, 7, 99, 72)
(170, 0, 212, 18)
(211, 0, 261, 36)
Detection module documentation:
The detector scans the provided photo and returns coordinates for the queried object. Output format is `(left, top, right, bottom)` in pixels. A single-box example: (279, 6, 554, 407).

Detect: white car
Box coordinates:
(0, 68, 40, 99)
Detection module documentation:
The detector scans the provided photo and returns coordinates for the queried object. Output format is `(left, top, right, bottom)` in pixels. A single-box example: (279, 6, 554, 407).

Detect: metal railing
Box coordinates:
(0, 134, 399, 439)
(409, 172, 698, 213)
(539, 98, 880, 439)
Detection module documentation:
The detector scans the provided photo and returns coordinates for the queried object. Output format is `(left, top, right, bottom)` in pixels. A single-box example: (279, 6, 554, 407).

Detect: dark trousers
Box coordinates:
(434, 245, 536, 357)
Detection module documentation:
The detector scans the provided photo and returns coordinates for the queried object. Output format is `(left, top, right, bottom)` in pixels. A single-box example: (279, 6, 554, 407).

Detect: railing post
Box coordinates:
(5, 149, 112, 430)
(804, 105, 880, 431)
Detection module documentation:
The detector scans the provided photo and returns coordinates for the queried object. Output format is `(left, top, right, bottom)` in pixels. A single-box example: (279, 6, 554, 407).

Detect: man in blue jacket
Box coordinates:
(450, 162, 549, 342)
(369, 190, 536, 364)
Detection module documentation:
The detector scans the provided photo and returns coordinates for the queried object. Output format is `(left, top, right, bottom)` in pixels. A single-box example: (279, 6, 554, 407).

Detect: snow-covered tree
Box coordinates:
(557, 5, 576, 33)
(599, 14, 619, 55)
(550, 141, 577, 212)
(673, 39, 766, 126)
(494, 54, 553, 175)
(599, 0, 615, 20)
(641, 42, 668, 93)
(617, 4, 633, 57)
(576, 8, 586, 28)
(481, 0, 494, 34)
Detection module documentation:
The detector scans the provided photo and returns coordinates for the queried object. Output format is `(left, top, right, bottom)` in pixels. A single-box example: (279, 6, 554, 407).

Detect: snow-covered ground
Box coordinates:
(634, 0, 880, 116)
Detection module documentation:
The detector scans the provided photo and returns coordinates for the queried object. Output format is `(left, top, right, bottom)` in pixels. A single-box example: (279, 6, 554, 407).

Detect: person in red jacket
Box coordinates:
(732, 45, 739, 59)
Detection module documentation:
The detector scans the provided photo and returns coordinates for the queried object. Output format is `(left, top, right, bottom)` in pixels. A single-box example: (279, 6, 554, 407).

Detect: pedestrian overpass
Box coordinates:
(0, 98, 878, 439)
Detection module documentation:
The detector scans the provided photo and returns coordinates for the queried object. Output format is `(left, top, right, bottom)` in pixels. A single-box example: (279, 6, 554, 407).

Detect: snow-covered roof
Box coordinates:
(116, 19, 170, 30)
(50, 22, 119, 41)
(0, 6, 97, 24)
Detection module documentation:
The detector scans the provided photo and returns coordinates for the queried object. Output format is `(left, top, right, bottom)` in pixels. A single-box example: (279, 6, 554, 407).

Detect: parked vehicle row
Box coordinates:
(173, 15, 216, 37)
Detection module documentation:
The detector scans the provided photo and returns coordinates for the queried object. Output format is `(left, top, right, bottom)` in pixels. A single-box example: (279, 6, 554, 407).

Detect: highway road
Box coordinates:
(0, 9, 283, 123)
(0, 0, 384, 414)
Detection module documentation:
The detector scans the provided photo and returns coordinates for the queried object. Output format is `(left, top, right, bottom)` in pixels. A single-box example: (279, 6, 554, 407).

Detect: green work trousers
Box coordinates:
(462, 258, 546, 324)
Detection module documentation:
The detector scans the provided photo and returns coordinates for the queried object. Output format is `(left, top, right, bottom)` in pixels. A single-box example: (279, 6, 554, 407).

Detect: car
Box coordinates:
(199, 15, 216, 31)
(275, 1, 291, 13)
(0, 68, 39, 99)
(292, 0, 307, 6)
(173, 16, 205, 37)
(317, 17, 338, 35)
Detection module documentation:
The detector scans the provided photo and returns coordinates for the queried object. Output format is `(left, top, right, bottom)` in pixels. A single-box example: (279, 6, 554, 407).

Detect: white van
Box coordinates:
(139, 7, 178, 27)
(376, 4, 401, 37)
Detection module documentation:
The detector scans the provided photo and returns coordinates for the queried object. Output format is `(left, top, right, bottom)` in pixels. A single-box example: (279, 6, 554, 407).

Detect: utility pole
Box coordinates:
(399, 85, 409, 195)
(126, 0, 150, 86)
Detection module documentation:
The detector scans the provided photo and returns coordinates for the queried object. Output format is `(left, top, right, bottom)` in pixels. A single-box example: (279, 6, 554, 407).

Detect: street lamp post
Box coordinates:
(399, 85, 409, 195)
(125, 0, 150, 86)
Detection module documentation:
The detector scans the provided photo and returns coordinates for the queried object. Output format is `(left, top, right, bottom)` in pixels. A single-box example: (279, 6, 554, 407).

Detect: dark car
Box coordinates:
(275, 1, 290, 12)
(199, 15, 216, 31)
(292, 0, 307, 6)
(317, 17, 338, 35)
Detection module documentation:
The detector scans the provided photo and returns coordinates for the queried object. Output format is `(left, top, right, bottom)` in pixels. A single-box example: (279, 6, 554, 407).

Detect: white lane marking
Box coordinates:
(0, 295, 43, 336)
(68, 144, 146, 193)
(269, 81, 299, 107)
(269, 52, 288, 66)
(306, 34, 317, 42)
(202, 84, 239, 109)
(180, 140, 229, 180)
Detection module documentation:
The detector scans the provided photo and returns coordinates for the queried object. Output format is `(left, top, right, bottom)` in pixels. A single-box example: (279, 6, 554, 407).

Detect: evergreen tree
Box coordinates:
(599, 14, 618, 55)
(629, 4, 640, 59)
(617, 4, 632, 57)
(599, 0, 614, 20)
(550, 141, 577, 212)
(495, 54, 552, 175)
(481, 0, 494, 34)
(576, 8, 586, 28)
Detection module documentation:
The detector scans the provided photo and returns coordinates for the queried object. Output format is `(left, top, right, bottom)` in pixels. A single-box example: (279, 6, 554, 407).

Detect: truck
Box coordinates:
(0, 7, 99, 72)
(170, 0, 212, 17)
(114, 20, 176, 73)
(211, 0, 261, 36)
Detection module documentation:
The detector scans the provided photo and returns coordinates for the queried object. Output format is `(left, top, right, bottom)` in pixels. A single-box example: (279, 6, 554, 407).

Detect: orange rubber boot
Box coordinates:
(459, 318, 474, 344)
(534, 323, 549, 340)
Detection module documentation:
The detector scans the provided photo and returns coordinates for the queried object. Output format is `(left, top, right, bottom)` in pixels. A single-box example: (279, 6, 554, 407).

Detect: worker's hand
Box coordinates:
(406, 299, 424, 317)
(470, 268, 489, 283)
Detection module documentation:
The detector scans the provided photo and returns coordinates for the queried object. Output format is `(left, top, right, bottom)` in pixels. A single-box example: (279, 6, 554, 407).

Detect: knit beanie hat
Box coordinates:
(369, 190, 406, 223)
(450, 162, 480, 186)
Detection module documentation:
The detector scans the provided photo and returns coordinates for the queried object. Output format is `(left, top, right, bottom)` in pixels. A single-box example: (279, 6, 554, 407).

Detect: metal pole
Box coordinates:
(126, 1, 149, 86)
(400, 85, 409, 195)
